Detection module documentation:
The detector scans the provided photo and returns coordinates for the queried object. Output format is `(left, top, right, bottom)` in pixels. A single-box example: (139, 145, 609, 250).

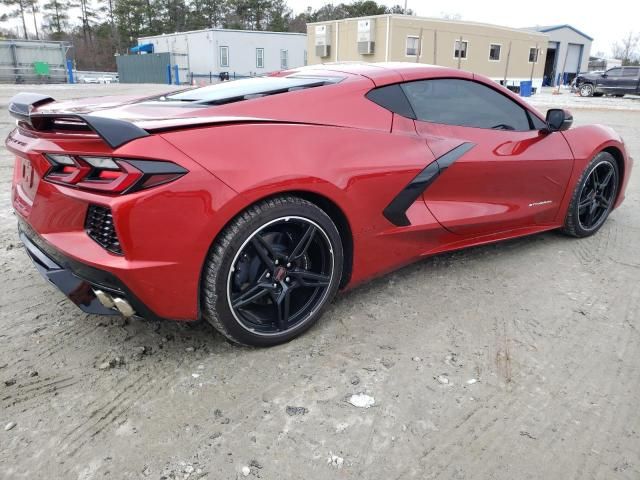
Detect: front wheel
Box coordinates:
(202, 196, 343, 347)
(579, 84, 594, 97)
(562, 152, 619, 238)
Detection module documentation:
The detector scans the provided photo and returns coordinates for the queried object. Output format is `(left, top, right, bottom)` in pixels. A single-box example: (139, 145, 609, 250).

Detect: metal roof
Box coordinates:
(524, 24, 593, 41)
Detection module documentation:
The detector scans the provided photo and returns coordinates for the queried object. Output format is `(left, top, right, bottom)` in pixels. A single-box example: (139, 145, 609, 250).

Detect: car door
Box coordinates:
(597, 67, 624, 93)
(621, 67, 640, 94)
(400, 78, 574, 236)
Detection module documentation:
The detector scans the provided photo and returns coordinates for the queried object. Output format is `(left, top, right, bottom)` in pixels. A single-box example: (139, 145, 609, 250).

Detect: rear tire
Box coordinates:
(562, 152, 619, 238)
(201, 196, 343, 347)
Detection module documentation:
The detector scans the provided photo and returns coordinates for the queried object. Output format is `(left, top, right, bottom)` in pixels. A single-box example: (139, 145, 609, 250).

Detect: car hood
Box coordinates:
(577, 73, 601, 81)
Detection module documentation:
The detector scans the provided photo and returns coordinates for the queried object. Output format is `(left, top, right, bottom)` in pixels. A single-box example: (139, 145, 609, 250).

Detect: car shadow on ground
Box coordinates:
(99, 228, 573, 359)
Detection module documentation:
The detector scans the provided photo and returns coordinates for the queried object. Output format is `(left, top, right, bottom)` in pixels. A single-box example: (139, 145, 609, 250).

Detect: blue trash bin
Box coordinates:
(520, 80, 532, 97)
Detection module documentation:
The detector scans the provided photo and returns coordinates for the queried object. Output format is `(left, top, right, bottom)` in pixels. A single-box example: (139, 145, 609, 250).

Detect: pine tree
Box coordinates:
(0, 0, 31, 39)
(42, 0, 72, 34)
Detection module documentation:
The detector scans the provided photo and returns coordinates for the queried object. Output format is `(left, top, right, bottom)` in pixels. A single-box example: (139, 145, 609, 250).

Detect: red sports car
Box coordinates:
(6, 63, 633, 346)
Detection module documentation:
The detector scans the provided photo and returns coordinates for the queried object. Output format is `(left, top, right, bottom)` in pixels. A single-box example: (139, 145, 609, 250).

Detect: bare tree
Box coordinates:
(612, 32, 640, 65)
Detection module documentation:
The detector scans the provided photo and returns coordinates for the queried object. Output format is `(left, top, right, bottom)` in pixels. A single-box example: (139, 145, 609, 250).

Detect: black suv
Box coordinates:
(575, 66, 640, 97)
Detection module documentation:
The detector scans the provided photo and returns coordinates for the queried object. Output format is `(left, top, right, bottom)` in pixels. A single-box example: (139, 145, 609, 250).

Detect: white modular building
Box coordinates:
(138, 28, 307, 80)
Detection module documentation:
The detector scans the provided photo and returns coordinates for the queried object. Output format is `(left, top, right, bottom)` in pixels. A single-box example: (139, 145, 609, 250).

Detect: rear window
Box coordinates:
(158, 75, 343, 105)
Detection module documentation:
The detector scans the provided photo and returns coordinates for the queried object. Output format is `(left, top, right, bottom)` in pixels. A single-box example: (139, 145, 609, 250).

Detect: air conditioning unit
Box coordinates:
(315, 45, 331, 58)
(315, 25, 331, 58)
(358, 41, 375, 55)
(357, 19, 375, 55)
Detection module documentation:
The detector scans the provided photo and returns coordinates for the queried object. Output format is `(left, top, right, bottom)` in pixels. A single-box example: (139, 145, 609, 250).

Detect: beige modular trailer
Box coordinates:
(308, 15, 548, 93)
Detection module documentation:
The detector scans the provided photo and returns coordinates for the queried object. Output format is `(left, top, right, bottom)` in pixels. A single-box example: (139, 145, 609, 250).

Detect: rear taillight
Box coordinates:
(43, 154, 187, 194)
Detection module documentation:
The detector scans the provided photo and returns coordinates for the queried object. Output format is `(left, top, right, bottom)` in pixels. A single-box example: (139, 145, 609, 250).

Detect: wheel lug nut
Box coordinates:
(286, 263, 291, 268)
(275, 259, 279, 265)
(285, 276, 290, 282)
(273, 283, 277, 288)
(266, 273, 270, 278)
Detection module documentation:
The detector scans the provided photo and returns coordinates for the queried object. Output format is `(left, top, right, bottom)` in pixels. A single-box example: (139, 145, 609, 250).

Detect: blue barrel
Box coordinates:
(520, 80, 532, 97)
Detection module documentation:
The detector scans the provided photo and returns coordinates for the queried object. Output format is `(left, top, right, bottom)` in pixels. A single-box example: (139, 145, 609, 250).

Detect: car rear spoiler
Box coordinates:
(8, 92, 150, 149)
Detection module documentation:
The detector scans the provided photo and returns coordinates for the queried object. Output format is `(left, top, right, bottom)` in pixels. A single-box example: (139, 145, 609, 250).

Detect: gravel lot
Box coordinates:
(1, 84, 639, 480)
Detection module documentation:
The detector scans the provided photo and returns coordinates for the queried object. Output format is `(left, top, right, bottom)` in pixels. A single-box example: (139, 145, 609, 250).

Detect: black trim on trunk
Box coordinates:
(383, 142, 475, 226)
(8, 92, 150, 149)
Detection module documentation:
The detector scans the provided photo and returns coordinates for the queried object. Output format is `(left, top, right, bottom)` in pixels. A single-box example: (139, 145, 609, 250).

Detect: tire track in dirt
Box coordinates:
(386, 283, 623, 479)
(2, 375, 79, 409)
(567, 286, 640, 479)
(465, 285, 640, 479)
(2, 317, 98, 374)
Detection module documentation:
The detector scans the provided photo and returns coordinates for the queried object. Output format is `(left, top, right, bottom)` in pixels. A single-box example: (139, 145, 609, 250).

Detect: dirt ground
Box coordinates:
(1, 84, 639, 480)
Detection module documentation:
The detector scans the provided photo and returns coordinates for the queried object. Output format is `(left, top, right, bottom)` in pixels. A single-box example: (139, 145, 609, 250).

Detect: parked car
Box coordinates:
(575, 66, 640, 97)
(80, 76, 100, 84)
(80, 75, 117, 84)
(6, 63, 633, 346)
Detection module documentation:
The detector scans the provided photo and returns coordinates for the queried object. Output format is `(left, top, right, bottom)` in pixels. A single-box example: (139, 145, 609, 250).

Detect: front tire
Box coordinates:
(579, 83, 594, 97)
(202, 196, 343, 347)
(562, 152, 619, 238)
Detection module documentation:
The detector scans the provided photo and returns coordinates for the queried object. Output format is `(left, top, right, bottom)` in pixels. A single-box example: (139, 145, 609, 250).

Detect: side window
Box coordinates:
(401, 79, 532, 131)
(528, 47, 539, 63)
(256, 48, 264, 69)
(406, 36, 419, 56)
(280, 49, 288, 69)
(489, 44, 501, 61)
(607, 68, 622, 76)
(219, 46, 229, 68)
(454, 40, 468, 59)
(622, 67, 639, 77)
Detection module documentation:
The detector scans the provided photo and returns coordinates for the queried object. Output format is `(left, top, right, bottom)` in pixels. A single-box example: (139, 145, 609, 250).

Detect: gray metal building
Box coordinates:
(524, 25, 593, 86)
(0, 39, 71, 84)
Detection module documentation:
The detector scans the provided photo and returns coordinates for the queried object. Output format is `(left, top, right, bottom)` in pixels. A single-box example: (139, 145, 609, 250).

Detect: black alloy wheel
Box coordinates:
(202, 196, 343, 347)
(562, 152, 619, 238)
(577, 160, 617, 231)
(227, 216, 334, 335)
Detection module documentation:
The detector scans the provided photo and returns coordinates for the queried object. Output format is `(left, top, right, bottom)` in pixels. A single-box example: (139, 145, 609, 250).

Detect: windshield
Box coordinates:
(159, 75, 343, 105)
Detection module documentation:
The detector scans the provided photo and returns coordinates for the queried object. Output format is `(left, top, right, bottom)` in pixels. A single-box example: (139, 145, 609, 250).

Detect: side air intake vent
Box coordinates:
(85, 205, 123, 255)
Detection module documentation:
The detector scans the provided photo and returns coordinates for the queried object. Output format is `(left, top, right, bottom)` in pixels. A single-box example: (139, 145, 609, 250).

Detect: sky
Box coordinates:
(2, 0, 638, 56)
(289, 0, 640, 57)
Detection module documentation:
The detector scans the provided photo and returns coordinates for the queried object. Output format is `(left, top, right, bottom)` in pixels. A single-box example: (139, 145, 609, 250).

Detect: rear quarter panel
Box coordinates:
(161, 122, 449, 285)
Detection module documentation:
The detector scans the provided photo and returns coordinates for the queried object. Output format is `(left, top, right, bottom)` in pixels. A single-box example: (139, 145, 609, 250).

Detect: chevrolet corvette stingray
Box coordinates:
(6, 63, 633, 346)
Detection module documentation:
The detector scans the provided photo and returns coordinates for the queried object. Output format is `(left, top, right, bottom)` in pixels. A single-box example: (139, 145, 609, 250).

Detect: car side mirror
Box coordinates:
(545, 108, 573, 132)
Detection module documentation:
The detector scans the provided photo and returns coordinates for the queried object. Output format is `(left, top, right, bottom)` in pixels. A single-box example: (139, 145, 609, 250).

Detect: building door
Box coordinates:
(562, 43, 583, 83)
(543, 42, 558, 86)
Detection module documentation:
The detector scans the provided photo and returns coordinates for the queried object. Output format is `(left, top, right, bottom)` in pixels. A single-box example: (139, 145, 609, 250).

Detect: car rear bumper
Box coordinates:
(19, 220, 167, 320)
(7, 127, 240, 321)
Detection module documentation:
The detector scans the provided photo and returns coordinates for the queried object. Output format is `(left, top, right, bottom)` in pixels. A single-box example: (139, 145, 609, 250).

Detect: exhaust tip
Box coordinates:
(94, 289, 115, 309)
(113, 297, 136, 317)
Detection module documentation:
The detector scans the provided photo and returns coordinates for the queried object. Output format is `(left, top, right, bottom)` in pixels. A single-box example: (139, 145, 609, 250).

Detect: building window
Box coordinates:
(304, 50, 307, 66)
(454, 40, 468, 59)
(529, 47, 539, 63)
(280, 49, 288, 69)
(219, 46, 229, 68)
(489, 44, 501, 61)
(406, 36, 420, 56)
(256, 48, 264, 68)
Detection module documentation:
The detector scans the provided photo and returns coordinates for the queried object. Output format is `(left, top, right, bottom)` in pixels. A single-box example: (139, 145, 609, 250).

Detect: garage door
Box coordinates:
(564, 44, 582, 73)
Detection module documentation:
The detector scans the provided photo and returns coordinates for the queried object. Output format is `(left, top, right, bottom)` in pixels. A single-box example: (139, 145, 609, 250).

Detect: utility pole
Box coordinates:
(404, 0, 408, 14)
